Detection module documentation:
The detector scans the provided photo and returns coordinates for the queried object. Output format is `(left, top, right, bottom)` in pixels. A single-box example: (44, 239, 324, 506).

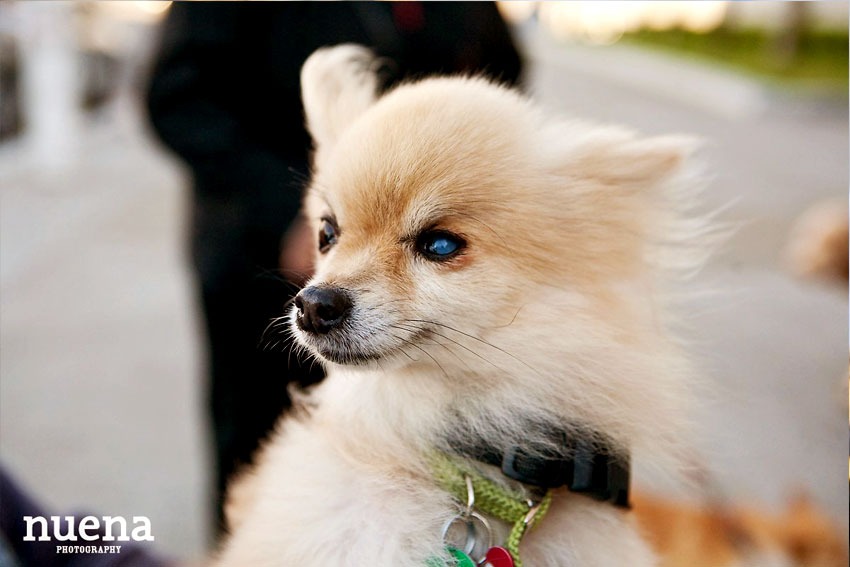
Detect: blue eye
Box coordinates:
(416, 231, 465, 261)
(429, 237, 457, 255)
(318, 218, 338, 252)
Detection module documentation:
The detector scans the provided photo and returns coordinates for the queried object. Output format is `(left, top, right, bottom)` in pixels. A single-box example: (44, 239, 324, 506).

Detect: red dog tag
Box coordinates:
(480, 546, 513, 567)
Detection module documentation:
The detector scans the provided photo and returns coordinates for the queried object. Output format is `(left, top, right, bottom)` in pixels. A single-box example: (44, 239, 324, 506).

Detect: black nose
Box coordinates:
(294, 285, 353, 335)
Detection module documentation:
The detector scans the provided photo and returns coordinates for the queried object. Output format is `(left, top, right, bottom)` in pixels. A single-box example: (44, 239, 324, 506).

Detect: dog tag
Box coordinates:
(425, 548, 476, 567)
(480, 546, 514, 567)
(446, 547, 476, 567)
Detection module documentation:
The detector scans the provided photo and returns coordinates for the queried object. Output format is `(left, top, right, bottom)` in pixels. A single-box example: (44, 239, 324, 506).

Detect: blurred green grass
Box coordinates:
(622, 28, 848, 93)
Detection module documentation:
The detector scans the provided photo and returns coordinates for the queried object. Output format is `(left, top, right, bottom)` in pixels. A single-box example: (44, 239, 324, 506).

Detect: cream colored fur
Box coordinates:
(215, 44, 704, 567)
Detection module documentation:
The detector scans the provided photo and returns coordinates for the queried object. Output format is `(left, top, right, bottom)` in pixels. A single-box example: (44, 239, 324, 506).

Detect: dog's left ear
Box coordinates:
(562, 129, 699, 189)
(301, 44, 380, 152)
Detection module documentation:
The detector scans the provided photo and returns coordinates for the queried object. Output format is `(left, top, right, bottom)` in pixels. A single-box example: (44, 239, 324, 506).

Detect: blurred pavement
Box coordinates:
(0, 26, 847, 560)
(0, 100, 208, 556)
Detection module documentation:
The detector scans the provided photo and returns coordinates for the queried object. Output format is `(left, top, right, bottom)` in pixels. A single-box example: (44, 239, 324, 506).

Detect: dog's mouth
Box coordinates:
(305, 338, 416, 367)
(312, 345, 384, 365)
(291, 309, 431, 367)
(295, 330, 380, 366)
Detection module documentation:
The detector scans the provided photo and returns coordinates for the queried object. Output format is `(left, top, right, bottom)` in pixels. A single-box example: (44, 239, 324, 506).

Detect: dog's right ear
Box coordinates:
(301, 44, 380, 153)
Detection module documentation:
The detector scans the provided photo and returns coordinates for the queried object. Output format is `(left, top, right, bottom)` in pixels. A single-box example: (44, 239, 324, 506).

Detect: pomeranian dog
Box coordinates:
(215, 45, 704, 567)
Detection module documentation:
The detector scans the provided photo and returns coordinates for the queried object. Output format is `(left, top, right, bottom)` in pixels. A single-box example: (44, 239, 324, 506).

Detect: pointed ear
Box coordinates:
(562, 129, 699, 188)
(300, 44, 380, 152)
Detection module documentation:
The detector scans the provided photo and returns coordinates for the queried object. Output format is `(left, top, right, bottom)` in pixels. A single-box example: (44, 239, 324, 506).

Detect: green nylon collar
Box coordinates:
(429, 451, 553, 567)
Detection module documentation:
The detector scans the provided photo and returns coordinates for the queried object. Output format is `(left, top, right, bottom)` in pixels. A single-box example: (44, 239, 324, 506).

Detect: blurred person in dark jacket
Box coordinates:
(146, 1, 521, 530)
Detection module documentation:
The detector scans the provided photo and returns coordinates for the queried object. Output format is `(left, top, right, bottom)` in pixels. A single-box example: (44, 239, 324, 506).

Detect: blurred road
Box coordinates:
(0, 25, 847, 560)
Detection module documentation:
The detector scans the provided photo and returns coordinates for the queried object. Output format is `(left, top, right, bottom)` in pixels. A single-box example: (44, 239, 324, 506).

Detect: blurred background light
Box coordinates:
(92, 1, 172, 24)
(134, 1, 172, 17)
(496, 0, 536, 25)
(681, 2, 727, 34)
(501, 1, 728, 44)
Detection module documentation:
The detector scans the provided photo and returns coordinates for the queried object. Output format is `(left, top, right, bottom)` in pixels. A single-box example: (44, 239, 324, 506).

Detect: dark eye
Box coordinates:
(416, 230, 465, 261)
(318, 219, 338, 253)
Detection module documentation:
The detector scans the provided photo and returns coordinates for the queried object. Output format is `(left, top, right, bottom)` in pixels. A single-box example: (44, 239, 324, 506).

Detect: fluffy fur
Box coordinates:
(215, 44, 704, 567)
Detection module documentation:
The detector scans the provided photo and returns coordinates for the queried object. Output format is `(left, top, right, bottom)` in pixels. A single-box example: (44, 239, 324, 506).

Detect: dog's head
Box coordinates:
(291, 45, 699, 454)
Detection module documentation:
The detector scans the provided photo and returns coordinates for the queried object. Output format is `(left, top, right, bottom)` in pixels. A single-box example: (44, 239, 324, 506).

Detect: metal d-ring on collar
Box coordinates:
(523, 498, 539, 527)
(440, 474, 493, 557)
(465, 475, 475, 515)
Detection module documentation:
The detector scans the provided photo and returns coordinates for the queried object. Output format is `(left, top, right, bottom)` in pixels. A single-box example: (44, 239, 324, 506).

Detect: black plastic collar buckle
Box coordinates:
(500, 441, 630, 508)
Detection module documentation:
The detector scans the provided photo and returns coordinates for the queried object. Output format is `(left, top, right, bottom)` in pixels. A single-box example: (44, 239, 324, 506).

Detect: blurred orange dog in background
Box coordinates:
(633, 491, 848, 567)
